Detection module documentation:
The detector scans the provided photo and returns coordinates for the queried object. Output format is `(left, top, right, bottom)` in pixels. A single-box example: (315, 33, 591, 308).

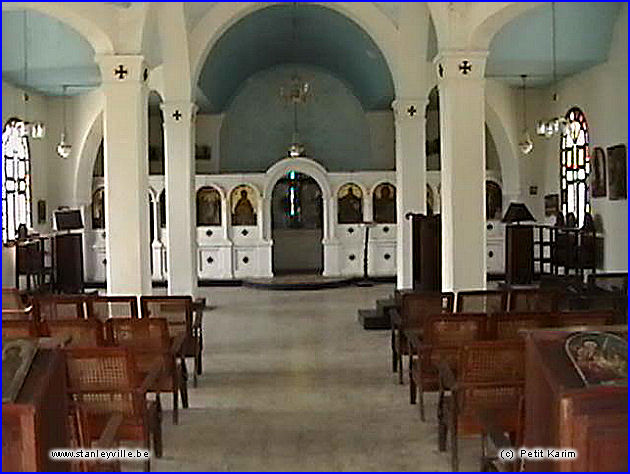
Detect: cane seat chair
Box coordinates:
(409, 313, 487, 421)
(87, 296, 139, 321)
(2, 287, 33, 319)
(456, 290, 507, 314)
(65, 347, 162, 471)
(33, 295, 88, 321)
(1, 319, 39, 339)
(140, 296, 202, 386)
(43, 319, 105, 347)
(106, 318, 187, 424)
(508, 289, 558, 313)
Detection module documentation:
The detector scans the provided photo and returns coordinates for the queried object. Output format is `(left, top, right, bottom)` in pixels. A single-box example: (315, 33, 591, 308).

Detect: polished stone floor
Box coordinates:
(150, 284, 478, 471)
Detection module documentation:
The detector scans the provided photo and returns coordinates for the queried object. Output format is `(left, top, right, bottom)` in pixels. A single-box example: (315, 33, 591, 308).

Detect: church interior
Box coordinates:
(1, 2, 628, 472)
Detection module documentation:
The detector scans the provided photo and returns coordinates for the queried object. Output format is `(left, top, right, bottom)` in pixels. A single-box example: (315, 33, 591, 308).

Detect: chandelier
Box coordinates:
(536, 2, 568, 138)
(518, 75, 533, 155)
(56, 85, 72, 158)
(280, 2, 311, 158)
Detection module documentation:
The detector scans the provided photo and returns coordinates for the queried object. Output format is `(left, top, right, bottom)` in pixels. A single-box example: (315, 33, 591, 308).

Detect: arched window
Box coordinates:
(2, 119, 32, 243)
(560, 107, 590, 227)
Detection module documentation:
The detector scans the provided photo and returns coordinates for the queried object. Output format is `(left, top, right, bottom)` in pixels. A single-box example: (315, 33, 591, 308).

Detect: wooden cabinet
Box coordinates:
(408, 213, 441, 291)
(506, 224, 533, 284)
(2, 349, 70, 472)
(523, 328, 627, 472)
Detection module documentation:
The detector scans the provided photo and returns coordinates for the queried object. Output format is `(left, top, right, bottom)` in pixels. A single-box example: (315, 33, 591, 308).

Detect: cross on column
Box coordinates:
(172, 110, 182, 121)
(407, 105, 417, 117)
(114, 64, 128, 80)
(458, 60, 472, 75)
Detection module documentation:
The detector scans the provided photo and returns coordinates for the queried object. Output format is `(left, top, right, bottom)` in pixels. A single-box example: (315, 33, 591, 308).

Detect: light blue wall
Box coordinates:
(219, 65, 392, 173)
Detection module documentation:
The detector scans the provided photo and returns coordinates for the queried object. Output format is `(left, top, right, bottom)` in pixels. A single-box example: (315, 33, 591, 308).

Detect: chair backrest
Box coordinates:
(456, 290, 507, 314)
(65, 347, 142, 417)
(2, 288, 26, 310)
(139, 296, 192, 337)
(458, 340, 526, 384)
(401, 291, 454, 326)
(106, 318, 170, 353)
(33, 295, 88, 321)
(43, 319, 105, 347)
(88, 295, 139, 321)
(489, 312, 549, 339)
(552, 310, 614, 328)
(2, 320, 39, 339)
(508, 289, 558, 313)
(423, 313, 488, 346)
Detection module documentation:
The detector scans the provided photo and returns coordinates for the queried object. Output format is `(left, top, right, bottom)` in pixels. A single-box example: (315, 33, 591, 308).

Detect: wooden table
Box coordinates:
(522, 326, 627, 471)
(2, 348, 70, 471)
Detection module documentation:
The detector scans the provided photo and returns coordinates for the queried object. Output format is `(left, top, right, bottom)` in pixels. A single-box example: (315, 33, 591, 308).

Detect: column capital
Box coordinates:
(96, 54, 150, 86)
(160, 101, 198, 125)
(433, 50, 488, 82)
(391, 97, 428, 123)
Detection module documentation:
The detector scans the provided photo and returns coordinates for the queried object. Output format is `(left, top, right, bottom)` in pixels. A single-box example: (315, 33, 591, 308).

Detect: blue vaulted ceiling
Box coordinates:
(197, 4, 395, 113)
(2, 9, 101, 96)
(487, 2, 622, 86)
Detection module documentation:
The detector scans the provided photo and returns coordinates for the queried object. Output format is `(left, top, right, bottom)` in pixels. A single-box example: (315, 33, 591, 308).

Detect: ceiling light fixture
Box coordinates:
(56, 85, 72, 158)
(518, 75, 533, 155)
(536, 2, 568, 138)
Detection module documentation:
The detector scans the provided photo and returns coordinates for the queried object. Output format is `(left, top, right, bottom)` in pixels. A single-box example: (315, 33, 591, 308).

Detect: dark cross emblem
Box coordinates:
(143, 68, 149, 82)
(407, 105, 417, 117)
(172, 110, 182, 121)
(458, 60, 472, 75)
(114, 64, 128, 80)
(438, 63, 444, 78)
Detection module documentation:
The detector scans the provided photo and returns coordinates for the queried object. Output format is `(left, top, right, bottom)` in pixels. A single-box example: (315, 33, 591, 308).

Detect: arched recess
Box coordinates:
(264, 157, 332, 242)
(485, 102, 520, 204)
(74, 109, 103, 206)
(189, 2, 400, 96)
(2, 2, 114, 54)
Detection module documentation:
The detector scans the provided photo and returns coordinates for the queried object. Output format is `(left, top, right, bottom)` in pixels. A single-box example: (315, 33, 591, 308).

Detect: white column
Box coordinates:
(392, 98, 427, 289)
(150, 195, 164, 281)
(435, 51, 488, 291)
(161, 101, 198, 296)
(98, 55, 151, 295)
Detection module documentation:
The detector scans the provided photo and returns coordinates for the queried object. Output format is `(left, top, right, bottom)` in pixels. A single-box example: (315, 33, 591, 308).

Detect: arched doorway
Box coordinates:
(271, 172, 323, 274)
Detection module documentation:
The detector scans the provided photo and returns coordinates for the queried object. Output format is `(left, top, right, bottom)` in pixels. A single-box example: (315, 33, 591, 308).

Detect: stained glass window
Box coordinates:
(2, 119, 32, 243)
(560, 107, 590, 227)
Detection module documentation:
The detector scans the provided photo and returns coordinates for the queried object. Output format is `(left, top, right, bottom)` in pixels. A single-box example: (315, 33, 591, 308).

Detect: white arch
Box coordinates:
(2, 2, 115, 54)
(369, 180, 396, 197)
(469, 2, 542, 50)
(189, 2, 400, 95)
(74, 109, 103, 206)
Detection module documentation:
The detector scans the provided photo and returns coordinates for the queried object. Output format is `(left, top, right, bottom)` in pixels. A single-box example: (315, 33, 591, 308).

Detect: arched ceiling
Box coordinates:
(2, 9, 100, 96)
(197, 4, 395, 114)
(487, 2, 622, 87)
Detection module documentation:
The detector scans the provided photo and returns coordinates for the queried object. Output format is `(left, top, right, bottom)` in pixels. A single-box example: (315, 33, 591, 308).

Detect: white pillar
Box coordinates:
(98, 55, 151, 295)
(161, 101, 198, 296)
(435, 51, 488, 291)
(392, 98, 427, 289)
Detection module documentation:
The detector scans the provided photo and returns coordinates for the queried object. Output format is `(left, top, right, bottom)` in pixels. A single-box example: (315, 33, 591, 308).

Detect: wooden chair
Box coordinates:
(67, 404, 123, 472)
(106, 318, 187, 424)
(43, 319, 105, 347)
(409, 313, 487, 421)
(65, 347, 162, 472)
(508, 288, 558, 313)
(391, 291, 454, 384)
(33, 295, 88, 321)
(489, 312, 549, 339)
(87, 295, 139, 321)
(437, 340, 525, 471)
(2, 319, 39, 339)
(2, 287, 33, 320)
(456, 290, 507, 314)
(140, 296, 202, 387)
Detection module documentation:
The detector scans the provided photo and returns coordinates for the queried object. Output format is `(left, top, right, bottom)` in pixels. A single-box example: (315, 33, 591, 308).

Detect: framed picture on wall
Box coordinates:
(607, 144, 627, 200)
(544, 194, 559, 216)
(590, 146, 607, 198)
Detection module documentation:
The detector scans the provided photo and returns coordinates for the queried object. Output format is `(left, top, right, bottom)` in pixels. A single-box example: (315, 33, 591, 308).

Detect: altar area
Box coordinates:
(84, 157, 398, 283)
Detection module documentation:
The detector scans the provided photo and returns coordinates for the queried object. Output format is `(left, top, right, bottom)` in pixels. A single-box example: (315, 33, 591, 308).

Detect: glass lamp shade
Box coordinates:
(536, 120, 547, 136)
(56, 132, 72, 158)
(545, 121, 555, 138)
(288, 142, 304, 158)
(501, 202, 536, 224)
(518, 130, 534, 155)
(28, 122, 46, 139)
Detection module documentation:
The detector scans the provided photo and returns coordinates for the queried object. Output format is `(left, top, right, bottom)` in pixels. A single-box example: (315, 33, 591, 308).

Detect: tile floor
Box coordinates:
(148, 284, 479, 471)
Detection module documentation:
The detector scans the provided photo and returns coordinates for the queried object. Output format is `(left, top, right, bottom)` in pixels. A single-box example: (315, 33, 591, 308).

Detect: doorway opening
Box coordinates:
(271, 172, 323, 275)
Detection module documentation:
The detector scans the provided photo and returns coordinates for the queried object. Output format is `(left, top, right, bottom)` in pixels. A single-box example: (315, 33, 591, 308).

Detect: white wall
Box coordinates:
(531, 4, 628, 271)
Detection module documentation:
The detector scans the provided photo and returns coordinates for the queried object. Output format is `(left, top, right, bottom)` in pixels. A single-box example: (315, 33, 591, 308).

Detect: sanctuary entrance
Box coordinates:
(271, 172, 323, 274)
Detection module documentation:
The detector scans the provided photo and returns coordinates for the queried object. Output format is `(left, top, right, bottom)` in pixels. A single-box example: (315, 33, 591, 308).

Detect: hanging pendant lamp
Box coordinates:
(56, 85, 72, 158)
